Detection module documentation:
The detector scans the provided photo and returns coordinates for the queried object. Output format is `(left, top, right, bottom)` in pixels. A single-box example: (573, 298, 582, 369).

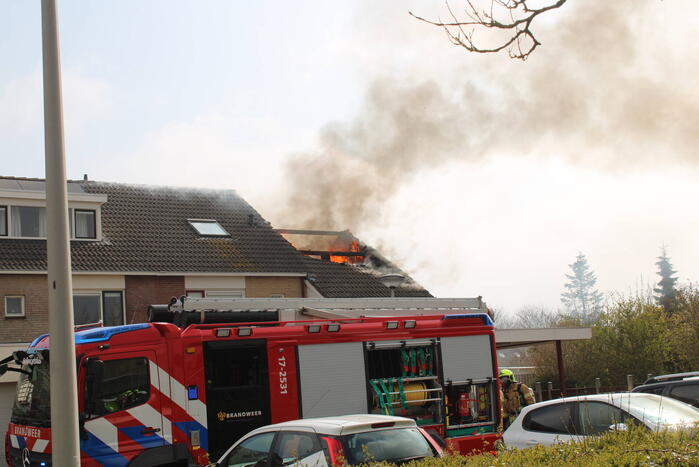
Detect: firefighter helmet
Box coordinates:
(499, 368, 517, 381)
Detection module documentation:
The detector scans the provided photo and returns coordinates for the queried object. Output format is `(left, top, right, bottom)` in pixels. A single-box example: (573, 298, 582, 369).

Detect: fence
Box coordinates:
(506, 368, 656, 401)
(509, 366, 537, 387)
(533, 383, 629, 401)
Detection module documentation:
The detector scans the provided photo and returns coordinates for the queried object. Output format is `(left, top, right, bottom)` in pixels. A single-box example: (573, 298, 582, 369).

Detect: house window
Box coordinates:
(73, 292, 124, 326)
(102, 291, 125, 327)
(188, 219, 229, 236)
(4, 204, 99, 240)
(186, 290, 205, 298)
(74, 209, 96, 239)
(74, 294, 101, 325)
(0, 206, 6, 236)
(206, 290, 245, 298)
(5, 296, 25, 318)
(11, 206, 46, 237)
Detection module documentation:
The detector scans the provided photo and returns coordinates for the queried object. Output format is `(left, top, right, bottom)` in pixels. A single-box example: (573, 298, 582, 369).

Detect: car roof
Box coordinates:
(644, 371, 699, 384)
(519, 392, 699, 420)
(520, 392, 668, 410)
(245, 414, 417, 437)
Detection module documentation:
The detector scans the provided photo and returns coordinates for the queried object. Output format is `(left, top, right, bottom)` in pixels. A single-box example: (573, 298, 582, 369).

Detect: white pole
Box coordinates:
(41, 0, 81, 465)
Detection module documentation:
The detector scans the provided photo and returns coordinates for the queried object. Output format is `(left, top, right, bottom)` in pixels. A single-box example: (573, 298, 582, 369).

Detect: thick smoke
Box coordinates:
(279, 1, 699, 231)
(282, 80, 474, 229)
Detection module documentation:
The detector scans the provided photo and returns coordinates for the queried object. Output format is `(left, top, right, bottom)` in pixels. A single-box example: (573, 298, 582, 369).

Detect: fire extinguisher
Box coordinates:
(458, 392, 471, 418)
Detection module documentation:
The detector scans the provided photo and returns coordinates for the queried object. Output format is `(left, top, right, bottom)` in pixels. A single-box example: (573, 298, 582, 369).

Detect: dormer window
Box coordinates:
(74, 209, 96, 239)
(0, 182, 105, 241)
(188, 219, 229, 236)
(0, 205, 99, 240)
(0, 206, 6, 236)
(11, 206, 46, 237)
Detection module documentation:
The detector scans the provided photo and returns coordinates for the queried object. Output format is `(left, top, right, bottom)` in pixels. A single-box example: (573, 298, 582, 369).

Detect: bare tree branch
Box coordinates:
(410, 0, 568, 60)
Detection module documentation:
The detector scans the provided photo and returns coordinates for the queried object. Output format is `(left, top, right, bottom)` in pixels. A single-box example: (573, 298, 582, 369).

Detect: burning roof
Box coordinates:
(275, 228, 429, 295)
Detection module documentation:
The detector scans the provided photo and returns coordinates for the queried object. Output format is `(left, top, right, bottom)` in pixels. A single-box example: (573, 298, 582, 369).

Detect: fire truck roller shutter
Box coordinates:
(297, 342, 368, 418)
(0, 382, 14, 462)
(440, 335, 495, 381)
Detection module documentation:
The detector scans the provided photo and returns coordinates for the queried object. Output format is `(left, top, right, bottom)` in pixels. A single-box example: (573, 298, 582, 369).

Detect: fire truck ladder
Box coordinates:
(149, 297, 489, 326)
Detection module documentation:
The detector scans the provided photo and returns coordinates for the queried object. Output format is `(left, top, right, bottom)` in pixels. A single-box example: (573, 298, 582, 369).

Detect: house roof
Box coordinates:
(303, 258, 432, 298)
(0, 178, 308, 274)
(0, 177, 434, 297)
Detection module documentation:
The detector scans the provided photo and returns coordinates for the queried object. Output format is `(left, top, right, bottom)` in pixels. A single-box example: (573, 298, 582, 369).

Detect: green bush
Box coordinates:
(529, 286, 699, 388)
(365, 425, 699, 466)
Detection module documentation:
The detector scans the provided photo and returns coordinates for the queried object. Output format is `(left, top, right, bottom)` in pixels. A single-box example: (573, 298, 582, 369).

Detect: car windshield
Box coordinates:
(340, 427, 434, 464)
(11, 352, 51, 427)
(619, 394, 699, 427)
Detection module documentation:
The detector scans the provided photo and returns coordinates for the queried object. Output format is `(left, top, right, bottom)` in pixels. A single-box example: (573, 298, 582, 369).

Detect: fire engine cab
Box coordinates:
(3, 297, 501, 466)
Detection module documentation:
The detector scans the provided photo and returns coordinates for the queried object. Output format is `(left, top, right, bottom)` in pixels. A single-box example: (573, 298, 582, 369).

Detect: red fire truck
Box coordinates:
(3, 298, 501, 466)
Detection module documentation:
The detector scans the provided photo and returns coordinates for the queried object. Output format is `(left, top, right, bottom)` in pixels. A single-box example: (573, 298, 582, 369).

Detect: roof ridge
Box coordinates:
(0, 175, 85, 183)
(82, 179, 239, 195)
(0, 175, 241, 195)
(0, 175, 45, 182)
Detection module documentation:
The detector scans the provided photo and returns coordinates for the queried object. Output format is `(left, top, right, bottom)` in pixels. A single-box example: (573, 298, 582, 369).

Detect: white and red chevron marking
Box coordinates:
(82, 358, 206, 457)
(84, 416, 119, 450)
(148, 359, 208, 429)
(8, 424, 52, 453)
(8, 434, 51, 453)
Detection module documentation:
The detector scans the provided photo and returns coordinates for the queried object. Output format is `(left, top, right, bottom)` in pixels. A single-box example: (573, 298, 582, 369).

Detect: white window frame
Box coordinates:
(4, 296, 25, 318)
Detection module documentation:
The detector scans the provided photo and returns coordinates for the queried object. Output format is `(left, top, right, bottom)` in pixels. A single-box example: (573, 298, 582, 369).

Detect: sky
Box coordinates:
(2, 1, 699, 315)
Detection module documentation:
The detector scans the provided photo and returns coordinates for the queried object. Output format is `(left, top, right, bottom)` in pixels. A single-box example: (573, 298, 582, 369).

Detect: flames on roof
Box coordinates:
(275, 228, 433, 297)
(276, 228, 418, 282)
(276, 229, 364, 264)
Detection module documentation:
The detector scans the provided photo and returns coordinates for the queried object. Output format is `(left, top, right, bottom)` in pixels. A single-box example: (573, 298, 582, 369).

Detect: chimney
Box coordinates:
(83, 174, 88, 181)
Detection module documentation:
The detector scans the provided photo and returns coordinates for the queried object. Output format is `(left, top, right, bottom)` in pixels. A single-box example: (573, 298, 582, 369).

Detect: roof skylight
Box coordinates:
(188, 219, 229, 236)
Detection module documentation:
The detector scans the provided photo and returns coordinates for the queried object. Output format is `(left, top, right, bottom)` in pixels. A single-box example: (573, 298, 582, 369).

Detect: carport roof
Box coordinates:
(495, 327, 592, 349)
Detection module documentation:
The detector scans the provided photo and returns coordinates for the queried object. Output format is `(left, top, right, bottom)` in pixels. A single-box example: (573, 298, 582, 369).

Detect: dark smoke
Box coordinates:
(279, 1, 699, 231)
(282, 80, 474, 229)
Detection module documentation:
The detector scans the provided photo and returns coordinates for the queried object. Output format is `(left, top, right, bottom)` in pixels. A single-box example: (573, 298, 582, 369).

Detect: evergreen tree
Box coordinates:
(561, 252, 604, 321)
(654, 247, 678, 314)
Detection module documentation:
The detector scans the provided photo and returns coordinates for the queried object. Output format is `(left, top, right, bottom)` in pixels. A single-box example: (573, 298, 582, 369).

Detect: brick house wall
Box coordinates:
(0, 274, 49, 342)
(246, 276, 304, 298)
(0, 275, 306, 342)
(125, 276, 185, 324)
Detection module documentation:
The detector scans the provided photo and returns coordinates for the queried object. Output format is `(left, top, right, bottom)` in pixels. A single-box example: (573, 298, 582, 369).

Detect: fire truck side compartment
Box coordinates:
(440, 335, 494, 381)
(297, 342, 368, 418)
(364, 339, 444, 425)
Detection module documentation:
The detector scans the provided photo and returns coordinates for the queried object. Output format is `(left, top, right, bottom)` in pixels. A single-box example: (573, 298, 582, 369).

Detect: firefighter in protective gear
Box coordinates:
(499, 369, 535, 430)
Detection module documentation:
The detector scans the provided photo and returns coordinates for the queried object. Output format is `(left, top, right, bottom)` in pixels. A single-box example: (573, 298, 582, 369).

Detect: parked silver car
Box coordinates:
(503, 393, 699, 449)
